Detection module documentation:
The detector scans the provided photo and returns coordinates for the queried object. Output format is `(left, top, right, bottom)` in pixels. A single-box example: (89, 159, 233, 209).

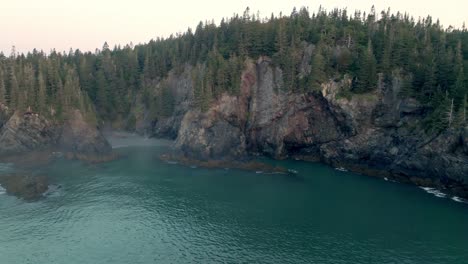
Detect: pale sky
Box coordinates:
(1, 0, 467, 54)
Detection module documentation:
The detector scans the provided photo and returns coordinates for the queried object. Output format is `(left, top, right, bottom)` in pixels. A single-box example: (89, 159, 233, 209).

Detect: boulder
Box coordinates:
(0, 174, 49, 201)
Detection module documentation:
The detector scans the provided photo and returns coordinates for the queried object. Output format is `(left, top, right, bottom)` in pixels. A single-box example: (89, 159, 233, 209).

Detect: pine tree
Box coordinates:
(36, 70, 47, 114)
(7, 65, 19, 109)
(0, 68, 6, 104)
(95, 69, 108, 116)
(355, 39, 377, 93)
(308, 46, 326, 92)
(455, 94, 467, 127)
(453, 41, 466, 107)
(22, 64, 35, 111)
(63, 66, 82, 111)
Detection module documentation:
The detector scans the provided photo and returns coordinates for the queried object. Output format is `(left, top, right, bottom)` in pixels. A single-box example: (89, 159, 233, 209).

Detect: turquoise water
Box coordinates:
(1, 138, 468, 264)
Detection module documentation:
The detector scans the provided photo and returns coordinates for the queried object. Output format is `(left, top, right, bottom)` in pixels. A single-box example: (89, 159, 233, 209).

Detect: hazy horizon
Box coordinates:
(2, 0, 467, 55)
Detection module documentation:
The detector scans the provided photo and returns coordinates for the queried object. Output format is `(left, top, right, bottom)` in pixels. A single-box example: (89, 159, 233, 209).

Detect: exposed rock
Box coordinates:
(59, 110, 112, 156)
(0, 109, 114, 164)
(0, 174, 49, 201)
(463, 128, 468, 154)
(132, 64, 194, 138)
(0, 111, 57, 155)
(0, 103, 12, 128)
(160, 154, 289, 174)
(166, 56, 468, 198)
(176, 109, 246, 160)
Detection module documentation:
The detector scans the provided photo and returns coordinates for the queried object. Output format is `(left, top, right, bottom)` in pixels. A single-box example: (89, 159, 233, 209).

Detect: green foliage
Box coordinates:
(0, 6, 466, 130)
(307, 45, 327, 92)
(354, 40, 377, 93)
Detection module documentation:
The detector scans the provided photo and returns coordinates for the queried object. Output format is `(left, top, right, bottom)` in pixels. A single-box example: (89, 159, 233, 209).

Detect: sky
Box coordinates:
(1, 0, 467, 54)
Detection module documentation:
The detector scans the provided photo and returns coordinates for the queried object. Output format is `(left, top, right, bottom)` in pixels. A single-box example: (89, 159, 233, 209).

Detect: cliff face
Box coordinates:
(0, 106, 112, 162)
(140, 57, 468, 198)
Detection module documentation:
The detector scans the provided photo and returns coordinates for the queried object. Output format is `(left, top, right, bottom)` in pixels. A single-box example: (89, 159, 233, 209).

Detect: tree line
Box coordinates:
(0, 6, 466, 130)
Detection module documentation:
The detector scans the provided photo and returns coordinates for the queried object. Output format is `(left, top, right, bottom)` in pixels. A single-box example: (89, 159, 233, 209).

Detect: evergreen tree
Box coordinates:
(7, 64, 19, 109)
(0, 6, 466, 131)
(355, 39, 377, 93)
(0, 68, 6, 104)
(36, 70, 47, 113)
(308, 45, 326, 92)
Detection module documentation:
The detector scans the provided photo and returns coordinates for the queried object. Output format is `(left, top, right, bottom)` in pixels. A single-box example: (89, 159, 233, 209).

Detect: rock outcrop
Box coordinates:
(142, 56, 468, 198)
(0, 108, 113, 163)
(0, 174, 49, 201)
(0, 111, 57, 155)
(59, 110, 112, 158)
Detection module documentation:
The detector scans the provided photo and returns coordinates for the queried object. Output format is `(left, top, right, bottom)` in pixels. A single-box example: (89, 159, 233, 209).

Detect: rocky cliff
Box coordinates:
(137, 56, 468, 198)
(0, 106, 113, 164)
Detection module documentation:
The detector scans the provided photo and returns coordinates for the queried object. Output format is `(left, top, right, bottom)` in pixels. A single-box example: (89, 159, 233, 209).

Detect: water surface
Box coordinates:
(1, 136, 467, 264)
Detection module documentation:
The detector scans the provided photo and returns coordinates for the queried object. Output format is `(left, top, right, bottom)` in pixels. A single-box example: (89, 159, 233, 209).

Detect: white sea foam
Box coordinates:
(384, 177, 388, 181)
(288, 169, 299, 174)
(452, 196, 468, 204)
(0, 184, 6, 195)
(335, 167, 348, 172)
(43, 184, 62, 197)
(420, 187, 447, 198)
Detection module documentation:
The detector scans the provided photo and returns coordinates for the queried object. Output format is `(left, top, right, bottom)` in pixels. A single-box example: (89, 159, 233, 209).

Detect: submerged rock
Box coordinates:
(0, 174, 49, 201)
(160, 154, 289, 174)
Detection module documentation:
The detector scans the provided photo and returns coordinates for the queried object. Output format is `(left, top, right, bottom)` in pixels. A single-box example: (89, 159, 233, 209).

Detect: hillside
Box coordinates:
(0, 7, 467, 196)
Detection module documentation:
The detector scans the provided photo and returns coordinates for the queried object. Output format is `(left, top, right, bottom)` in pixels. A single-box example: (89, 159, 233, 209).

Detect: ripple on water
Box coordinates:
(1, 145, 468, 264)
(0, 162, 13, 173)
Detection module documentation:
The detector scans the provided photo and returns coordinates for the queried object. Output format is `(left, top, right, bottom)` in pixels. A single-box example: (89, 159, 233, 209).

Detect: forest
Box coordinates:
(0, 6, 467, 131)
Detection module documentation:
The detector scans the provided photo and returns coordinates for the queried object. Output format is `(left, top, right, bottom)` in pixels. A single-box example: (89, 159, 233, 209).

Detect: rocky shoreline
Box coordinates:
(160, 154, 290, 174)
(0, 108, 117, 200)
(0, 58, 465, 201)
(132, 57, 467, 199)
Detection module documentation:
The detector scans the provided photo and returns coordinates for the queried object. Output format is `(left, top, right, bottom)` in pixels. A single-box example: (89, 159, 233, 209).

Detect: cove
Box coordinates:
(0, 136, 467, 264)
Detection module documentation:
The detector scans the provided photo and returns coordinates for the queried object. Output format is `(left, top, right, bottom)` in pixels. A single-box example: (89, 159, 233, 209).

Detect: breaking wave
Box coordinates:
(452, 196, 468, 204)
(420, 187, 447, 198)
(335, 167, 348, 172)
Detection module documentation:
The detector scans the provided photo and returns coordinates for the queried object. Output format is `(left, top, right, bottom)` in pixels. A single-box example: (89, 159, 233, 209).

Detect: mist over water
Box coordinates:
(0, 134, 467, 264)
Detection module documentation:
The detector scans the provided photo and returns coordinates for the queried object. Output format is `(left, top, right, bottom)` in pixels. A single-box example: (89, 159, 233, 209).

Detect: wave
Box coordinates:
(420, 187, 447, 198)
(43, 184, 63, 197)
(112, 144, 130, 149)
(0, 162, 13, 173)
(335, 167, 348, 172)
(452, 196, 468, 204)
(0, 184, 6, 195)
